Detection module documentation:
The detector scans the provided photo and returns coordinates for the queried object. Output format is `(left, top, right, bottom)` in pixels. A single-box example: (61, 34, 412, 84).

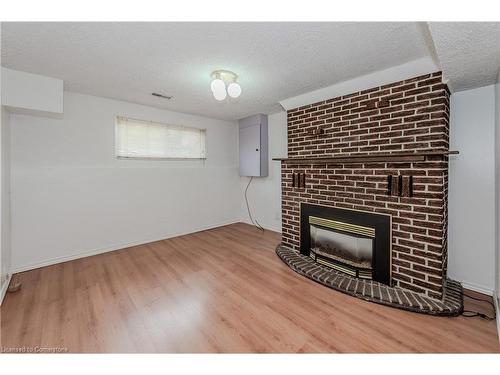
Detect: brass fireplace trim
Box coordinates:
(299, 202, 393, 284)
(316, 257, 358, 277)
(308, 216, 375, 238)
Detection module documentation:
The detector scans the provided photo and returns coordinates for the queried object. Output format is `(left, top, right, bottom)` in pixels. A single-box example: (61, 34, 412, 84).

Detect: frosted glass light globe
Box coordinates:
(213, 85, 227, 102)
(211, 78, 225, 93)
(213, 88, 227, 101)
(227, 82, 242, 98)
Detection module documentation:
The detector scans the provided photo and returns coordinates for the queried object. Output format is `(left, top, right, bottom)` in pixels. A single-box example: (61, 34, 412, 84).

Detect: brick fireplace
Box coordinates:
(280, 72, 450, 300)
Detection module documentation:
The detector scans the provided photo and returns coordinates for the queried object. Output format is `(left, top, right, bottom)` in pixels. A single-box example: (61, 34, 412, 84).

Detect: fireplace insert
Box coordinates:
(300, 203, 391, 285)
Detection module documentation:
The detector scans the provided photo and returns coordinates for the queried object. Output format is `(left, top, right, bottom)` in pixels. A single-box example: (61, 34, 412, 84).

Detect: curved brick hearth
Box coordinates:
(282, 72, 452, 300)
(276, 244, 463, 316)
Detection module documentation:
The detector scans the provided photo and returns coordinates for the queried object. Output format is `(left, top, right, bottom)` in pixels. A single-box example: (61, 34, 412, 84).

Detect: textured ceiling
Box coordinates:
(1, 22, 436, 120)
(428, 22, 500, 92)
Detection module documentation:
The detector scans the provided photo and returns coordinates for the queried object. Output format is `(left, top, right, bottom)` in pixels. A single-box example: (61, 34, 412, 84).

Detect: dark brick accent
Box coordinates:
(276, 244, 462, 315)
(282, 72, 450, 300)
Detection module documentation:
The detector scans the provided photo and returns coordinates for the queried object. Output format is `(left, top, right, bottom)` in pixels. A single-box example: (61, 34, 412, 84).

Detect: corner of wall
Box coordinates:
(449, 85, 497, 295)
(495, 71, 500, 301)
(0, 23, 12, 304)
(0, 105, 12, 304)
(493, 73, 500, 349)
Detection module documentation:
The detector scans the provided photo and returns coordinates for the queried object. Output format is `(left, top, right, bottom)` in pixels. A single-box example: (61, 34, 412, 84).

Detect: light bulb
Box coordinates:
(213, 88, 227, 101)
(211, 78, 227, 101)
(213, 86, 227, 101)
(227, 82, 242, 98)
(211, 78, 225, 93)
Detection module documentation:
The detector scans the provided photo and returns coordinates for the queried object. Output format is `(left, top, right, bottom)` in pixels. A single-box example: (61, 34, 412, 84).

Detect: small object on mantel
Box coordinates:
(291, 172, 307, 189)
(388, 175, 414, 197)
(7, 275, 22, 293)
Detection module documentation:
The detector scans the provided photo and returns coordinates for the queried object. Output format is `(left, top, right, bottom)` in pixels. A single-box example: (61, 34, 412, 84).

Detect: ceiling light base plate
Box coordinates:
(211, 70, 238, 83)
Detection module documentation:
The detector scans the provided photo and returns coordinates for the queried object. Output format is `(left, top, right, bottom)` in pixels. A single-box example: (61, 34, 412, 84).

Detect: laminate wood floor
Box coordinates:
(1, 223, 499, 353)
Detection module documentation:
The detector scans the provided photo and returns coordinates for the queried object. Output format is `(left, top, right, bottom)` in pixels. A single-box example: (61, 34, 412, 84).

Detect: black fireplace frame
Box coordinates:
(300, 203, 392, 285)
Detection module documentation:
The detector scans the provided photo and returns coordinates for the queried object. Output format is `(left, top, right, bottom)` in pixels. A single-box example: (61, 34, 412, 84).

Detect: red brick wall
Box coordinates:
(281, 72, 450, 300)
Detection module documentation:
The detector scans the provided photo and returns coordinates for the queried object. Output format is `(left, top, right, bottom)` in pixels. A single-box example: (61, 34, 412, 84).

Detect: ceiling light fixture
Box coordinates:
(210, 70, 241, 101)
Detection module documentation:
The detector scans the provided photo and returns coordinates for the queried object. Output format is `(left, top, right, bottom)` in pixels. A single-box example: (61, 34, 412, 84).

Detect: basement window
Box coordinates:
(115, 116, 206, 159)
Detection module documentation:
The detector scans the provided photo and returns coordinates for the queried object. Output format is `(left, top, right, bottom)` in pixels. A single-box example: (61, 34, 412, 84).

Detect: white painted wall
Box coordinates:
(496, 74, 500, 300)
(10, 91, 240, 272)
(0, 23, 3, 297)
(449, 85, 497, 294)
(240, 111, 287, 233)
(495, 73, 500, 337)
(1, 23, 13, 303)
(1, 106, 11, 299)
(1, 67, 64, 116)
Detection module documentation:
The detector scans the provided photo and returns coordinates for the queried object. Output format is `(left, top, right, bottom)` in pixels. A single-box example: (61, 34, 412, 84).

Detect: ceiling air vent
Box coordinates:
(152, 92, 173, 100)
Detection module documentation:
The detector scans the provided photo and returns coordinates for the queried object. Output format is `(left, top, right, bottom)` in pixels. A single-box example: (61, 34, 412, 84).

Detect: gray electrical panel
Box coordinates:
(239, 114, 268, 177)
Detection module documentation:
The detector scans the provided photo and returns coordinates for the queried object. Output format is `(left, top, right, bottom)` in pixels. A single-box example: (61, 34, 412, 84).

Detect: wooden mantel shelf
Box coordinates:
(272, 150, 459, 164)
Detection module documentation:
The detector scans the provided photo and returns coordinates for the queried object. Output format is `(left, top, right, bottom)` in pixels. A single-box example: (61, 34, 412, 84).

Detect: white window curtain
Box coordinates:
(115, 116, 206, 159)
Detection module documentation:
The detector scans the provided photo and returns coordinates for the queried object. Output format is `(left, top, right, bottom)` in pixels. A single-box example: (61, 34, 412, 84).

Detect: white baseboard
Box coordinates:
(460, 281, 494, 296)
(0, 273, 12, 306)
(494, 292, 500, 344)
(10, 219, 240, 274)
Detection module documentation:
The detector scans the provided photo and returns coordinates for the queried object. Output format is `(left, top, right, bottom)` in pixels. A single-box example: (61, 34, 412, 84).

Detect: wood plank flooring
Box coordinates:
(1, 223, 499, 353)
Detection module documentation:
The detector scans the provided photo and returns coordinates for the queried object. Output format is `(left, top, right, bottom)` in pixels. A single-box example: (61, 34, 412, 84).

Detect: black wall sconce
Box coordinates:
(292, 172, 306, 189)
(388, 175, 413, 197)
